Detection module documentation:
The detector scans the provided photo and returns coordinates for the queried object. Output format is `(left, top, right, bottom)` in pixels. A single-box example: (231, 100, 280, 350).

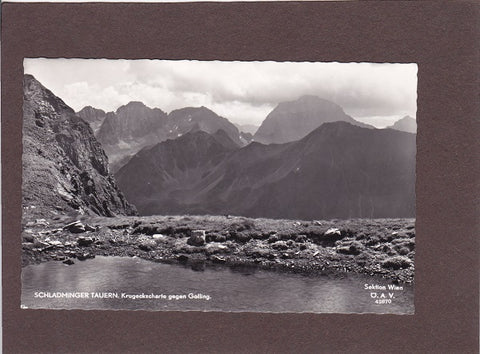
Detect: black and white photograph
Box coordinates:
(21, 59, 417, 314)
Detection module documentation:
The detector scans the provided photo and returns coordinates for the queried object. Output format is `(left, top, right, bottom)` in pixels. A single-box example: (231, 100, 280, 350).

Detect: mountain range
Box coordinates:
(116, 121, 416, 219)
(78, 95, 413, 173)
(23, 76, 416, 221)
(253, 95, 374, 144)
(22, 75, 137, 218)
(82, 103, 245, 172)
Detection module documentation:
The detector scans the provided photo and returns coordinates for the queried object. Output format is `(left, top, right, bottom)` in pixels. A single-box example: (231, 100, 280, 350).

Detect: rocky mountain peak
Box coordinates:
(77, 106, 107, 134)
(23, 74, 137, 218)
(78, 105, 106, 117)
(388, 115, 417, 133)
(253, 95, 371, 145)
(24, 74, 75, 116)
(116, 101, 149, 113)
(167, 106, 243, 146)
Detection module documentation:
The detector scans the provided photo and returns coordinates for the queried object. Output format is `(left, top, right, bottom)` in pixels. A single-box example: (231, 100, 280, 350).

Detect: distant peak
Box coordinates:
(298, 95, 322, 101)
(125, 101, 146, 107)
(78, 105, 106, 114)
(388, 115, 417, 133)
(179, 106, 213, 112)
(276, 95, 341, 109)
(116, 101, 147, 111)
(297, 95, 333, 103)
(169, 106, 218, 118)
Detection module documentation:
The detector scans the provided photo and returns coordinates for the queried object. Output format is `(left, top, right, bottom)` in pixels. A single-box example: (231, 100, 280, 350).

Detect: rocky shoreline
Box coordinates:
(22, 215, 415, 283)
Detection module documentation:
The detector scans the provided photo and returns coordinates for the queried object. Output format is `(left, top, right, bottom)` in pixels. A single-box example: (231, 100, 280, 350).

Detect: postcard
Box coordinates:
(21, 58, 417, 314)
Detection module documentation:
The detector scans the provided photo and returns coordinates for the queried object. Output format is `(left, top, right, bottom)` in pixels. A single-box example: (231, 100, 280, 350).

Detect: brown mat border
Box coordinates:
(2, 2, 479, 353)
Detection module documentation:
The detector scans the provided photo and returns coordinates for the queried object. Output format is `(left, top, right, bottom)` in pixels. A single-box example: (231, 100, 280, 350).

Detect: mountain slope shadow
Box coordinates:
(116, 121, 415, 220)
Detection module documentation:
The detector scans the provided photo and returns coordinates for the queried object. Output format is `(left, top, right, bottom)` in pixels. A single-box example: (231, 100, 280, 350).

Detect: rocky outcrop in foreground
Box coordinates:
(22, 74, 137, 219)
(22, 215, 415, 283)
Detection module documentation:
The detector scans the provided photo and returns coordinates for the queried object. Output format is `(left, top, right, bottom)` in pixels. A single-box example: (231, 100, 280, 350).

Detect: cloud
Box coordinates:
(24, 59, 417, 127)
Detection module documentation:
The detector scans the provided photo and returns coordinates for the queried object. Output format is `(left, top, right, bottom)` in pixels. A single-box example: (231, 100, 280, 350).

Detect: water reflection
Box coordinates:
(22, 256, 414, 314)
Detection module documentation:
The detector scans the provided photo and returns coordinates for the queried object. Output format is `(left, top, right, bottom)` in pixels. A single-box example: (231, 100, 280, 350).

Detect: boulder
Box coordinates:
(33, 240, 51, 249)
(76, 252, 95, 261)
(295, 234, 307, 243)
(132, 224, 159, 235)
(267, 234, 280, 243)
(252, 232, 270, 240)
(253, 248, 272, 259)
(138, 237, 157, 251)
(54, 254, 67, 261)
(211, 255, 226, 263)
(22, 234, 35, 243)
(205, 233, 227, 243)
(152, 234, 168, 242)
(49, 240, 64, 248)
(337, 241, 362, 255)
(311, 227, 349, 246)
(205, 243, 229, 254)
(233, 232, 252, 243)
(77, 236, 95, 246)
(64, 221, 86, 233)
(325, 228, 341, 236)
(187, 230, 206, 247)
(84, 224, 96, 232)
(272, 241, 289, 250)
(381, 256, 413, 270)
(177, 254, 189, 263)
(63, 259, 75, 265)
(192, 230, 206, 237)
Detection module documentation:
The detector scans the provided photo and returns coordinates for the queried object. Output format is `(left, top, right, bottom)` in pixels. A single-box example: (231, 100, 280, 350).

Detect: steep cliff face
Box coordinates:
(253, 95, 373, 144)
(95, 102, 169, 172)
(22, 74, 137, 219)
(96, 104, 244, 172)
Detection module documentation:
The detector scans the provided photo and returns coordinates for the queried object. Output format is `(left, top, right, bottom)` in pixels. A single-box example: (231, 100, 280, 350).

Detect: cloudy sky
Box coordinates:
(24, 59, 417, 128)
